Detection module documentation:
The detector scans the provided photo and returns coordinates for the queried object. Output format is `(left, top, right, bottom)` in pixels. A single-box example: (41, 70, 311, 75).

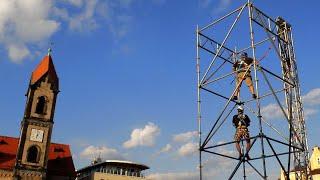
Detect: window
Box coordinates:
(0, 140, 8, 145)
(27, 146, 40, 163)
(35, 96, 47, 115)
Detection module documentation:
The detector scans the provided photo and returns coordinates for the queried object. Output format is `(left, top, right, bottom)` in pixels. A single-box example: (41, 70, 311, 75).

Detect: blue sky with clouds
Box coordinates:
(0, 0, 320, 179)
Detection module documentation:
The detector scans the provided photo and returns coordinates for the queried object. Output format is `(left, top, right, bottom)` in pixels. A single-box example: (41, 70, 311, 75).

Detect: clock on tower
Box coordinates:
(30, 129, 44, 142)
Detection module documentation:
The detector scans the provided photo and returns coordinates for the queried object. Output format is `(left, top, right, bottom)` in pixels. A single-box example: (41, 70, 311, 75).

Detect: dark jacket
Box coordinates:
(232, 114, 251, 128)
(233, 57, 254, 72)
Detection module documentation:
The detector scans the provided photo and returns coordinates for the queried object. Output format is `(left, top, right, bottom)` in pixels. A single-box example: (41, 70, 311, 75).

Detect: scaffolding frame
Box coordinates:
(196, 1, 309, 179)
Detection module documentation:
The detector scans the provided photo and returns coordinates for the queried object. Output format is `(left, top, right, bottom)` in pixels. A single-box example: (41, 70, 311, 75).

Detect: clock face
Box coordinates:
(30, 129, 44, 142)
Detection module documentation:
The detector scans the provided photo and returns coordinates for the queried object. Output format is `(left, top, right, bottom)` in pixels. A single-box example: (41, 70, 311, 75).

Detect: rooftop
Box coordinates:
(77, 159, 149, 172)
(31, 54, 58, 85)
(0, 135, 76, 177)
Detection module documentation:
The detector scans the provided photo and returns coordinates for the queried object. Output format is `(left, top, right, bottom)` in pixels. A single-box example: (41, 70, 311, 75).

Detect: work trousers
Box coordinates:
(235, 71, 254, 97)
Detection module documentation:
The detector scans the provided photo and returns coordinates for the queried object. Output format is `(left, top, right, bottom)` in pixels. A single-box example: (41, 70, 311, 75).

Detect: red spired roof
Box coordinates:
(31, 55, 58, 85)
(0, 136, 75, 177)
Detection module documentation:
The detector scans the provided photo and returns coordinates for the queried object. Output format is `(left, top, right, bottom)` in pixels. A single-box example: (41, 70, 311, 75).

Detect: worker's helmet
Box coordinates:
(240, 52, 248, 58)
(237, 105, 244, 111)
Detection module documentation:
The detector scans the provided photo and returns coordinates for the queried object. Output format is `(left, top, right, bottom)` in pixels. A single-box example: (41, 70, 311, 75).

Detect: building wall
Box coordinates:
(310, 147, 320, 180)
(313, 173, 320, 180)
(16, 78, 56, 176)
(93, 172, 147, 180)
(76, 173, 93, 180)
(0, 169, 74, 180)
(14, 169, 44, 180)
(18, 175, 43, 180)
(280, 169, 306, 180)
(20, 123, 51, 168)
(0, 169, 43, 180)
(48, 175, 76, 180)
(0, 169, 13, 180)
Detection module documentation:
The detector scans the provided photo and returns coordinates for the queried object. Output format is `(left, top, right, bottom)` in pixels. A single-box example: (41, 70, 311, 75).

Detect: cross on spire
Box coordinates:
(48, 42, 54, 56)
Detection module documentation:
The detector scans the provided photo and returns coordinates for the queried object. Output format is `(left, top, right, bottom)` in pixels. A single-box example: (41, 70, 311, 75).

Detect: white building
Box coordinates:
(76, 159, 149, 180)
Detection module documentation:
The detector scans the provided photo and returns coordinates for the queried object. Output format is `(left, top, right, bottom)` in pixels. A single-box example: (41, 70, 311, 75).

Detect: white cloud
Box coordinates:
(261, 103, 285, 120)
(7, 44, 30, 63)
(0, 0, 60, 62)
(214, 0, 232, 13)
(0, 0, 168, 62)
(304, 108, 318, 119)
(199, 0, 212, 8)
(53, 0, 102, 32)
(0, 0, 134, 62)
(80, 145, 124, 160)
(107, 14, 132, 40)
(148, 171, 198, 180)
(159, 144, 172, 153)
(64, 0, 83, 7)
(123, 122, 160, 149)
(261, 103, 316, 121)
(148, 140, 237, 179)
(261, 88, 320, 121)
(52, 6, 69, 21)
(154, 131, 198, 157)
(153, 144, 172, 157)
(173, 131, 198, 143)
(199, 0, 232, 14)
(177, 142, 198, 157)
(302, 88, 320, 106)
(53, 0, 134, 41)
(68, 0, 100, 32)
(148, 148, 235, 179)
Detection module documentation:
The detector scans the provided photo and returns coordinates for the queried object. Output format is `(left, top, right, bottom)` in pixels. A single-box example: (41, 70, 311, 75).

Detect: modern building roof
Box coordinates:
(31, 55, 58, 85)
(0, 136, 76, 177)
(77, 159, 149, 173)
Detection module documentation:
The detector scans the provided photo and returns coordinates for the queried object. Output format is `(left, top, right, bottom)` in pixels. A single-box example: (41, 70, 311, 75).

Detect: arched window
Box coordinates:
(35, 96, 47, 115)
(27, 146, 40, 163)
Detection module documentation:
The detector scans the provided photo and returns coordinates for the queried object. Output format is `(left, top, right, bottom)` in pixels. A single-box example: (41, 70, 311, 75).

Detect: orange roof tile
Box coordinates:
(31, 55, 58, 85)
(47, 143, 76, 177)
(0, 136, 18, 170)
(0, 136, 75, 177)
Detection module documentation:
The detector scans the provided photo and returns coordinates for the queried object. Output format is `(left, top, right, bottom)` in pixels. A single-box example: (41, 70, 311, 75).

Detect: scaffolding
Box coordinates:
(196, 1, 309, 179)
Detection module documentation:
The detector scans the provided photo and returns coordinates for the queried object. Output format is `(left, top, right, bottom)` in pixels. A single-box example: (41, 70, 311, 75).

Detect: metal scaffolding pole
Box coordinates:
(248, 2, 267, 178)
(196, 25, 203, 180)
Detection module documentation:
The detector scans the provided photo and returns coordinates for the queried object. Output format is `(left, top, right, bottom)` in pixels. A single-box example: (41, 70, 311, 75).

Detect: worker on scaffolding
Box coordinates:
(233, 52, 257, 100)
(233, 105, 251, 159)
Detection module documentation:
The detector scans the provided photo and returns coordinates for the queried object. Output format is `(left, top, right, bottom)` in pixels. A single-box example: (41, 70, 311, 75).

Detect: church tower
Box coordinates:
(14, 51, 59, 179)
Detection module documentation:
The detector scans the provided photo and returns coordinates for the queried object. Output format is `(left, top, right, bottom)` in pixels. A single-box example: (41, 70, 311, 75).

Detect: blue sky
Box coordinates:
(0, 0, 319, 179)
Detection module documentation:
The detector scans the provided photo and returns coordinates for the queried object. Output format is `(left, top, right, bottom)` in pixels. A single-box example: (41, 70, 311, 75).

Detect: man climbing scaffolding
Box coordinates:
(233, 105, 251, 159)
(233, 52, 257, 100)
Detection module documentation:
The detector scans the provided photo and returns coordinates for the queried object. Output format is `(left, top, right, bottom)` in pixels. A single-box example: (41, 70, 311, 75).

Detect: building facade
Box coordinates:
(280, 146, 320, 180)
(310, 146, 320, 180)
(0, 53, 76, 179)
(76, 160, 149, 180)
